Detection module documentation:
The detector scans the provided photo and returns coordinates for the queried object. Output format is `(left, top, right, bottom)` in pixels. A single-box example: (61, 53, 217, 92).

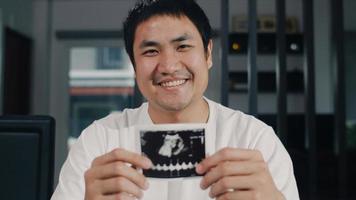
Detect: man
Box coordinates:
(51, 0, 299, 199)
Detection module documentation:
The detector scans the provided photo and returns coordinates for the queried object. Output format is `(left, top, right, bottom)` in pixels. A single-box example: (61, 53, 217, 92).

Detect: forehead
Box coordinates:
(133, 15, 200, 43)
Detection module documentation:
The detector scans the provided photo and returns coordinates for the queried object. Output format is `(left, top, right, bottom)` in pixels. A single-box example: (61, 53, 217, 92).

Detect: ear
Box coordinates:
(206, 39, 213, 69)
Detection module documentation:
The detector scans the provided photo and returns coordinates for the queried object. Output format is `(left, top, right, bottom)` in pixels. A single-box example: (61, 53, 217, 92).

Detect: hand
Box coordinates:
(84, 148, 152, 200)
(196, 148, 285, 200)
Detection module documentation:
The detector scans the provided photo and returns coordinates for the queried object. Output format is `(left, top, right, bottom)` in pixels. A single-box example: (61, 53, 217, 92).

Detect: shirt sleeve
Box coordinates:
(254, 126, 300, 200)
(51, 122, 107, 200)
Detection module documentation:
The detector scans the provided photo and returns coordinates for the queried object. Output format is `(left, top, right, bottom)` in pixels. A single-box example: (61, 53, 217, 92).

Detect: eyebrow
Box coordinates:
(139, 40, 159, 49)
(139, 34, 193, 49)
(171, 34, 192, 43)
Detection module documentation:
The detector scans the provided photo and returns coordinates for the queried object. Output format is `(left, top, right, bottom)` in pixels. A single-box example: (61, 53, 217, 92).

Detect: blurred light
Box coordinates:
(232, 43, 240, 50)
(290, 43, 299, 51)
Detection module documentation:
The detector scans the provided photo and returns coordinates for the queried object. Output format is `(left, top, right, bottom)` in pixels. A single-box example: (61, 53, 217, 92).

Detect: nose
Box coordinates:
(157, 50, 180, 74)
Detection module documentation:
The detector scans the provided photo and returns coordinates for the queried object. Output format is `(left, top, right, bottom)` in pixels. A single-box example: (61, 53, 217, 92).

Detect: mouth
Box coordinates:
(159, 79, 188, 88)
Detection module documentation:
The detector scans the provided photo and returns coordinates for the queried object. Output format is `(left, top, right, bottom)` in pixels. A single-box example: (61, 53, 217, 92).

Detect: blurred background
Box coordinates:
(0, 0, 355, 199)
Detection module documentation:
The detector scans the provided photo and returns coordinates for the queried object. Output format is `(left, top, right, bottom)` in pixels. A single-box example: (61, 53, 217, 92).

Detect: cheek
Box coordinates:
(184, 51, 210, 70)
(135, 59, 156, 80)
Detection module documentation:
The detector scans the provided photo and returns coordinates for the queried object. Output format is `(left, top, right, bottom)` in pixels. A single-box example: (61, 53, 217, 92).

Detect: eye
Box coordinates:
(177, 44, 192, 51)
(142, 49, 158, 56)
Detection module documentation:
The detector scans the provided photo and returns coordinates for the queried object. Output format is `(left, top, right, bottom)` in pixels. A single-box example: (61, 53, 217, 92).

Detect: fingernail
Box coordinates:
(195, 164, 202, 174)
(144, 158, 153, 168)
(139, 191, 144, 199)
(209, 190, 214, 198)
(200, 180, 206, 190)
(143, 180, 149, 190)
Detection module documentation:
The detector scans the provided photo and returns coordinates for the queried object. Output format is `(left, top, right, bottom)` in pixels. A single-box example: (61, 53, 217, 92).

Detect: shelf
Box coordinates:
(229, 33, 303, 55)
(229, 70, 304, 93)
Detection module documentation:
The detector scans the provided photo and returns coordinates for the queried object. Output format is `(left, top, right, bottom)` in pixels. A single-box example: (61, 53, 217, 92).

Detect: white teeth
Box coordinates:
(160, 79, 186, 87)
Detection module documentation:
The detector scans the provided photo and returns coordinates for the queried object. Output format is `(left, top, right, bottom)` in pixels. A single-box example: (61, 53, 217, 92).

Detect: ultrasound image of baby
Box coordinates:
(158, 134, 187, 158)
(139, 127, 205, 178)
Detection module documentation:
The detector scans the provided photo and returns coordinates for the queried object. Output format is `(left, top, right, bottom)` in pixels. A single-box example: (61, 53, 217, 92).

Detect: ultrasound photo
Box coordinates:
(139, 126, 205, 178)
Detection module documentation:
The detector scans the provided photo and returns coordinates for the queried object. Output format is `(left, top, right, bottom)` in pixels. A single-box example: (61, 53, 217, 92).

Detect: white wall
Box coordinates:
(0, 0, 33, 37)
(345, 33, 356, 120)
(52, 0, 134, 30)
(344, 0, 356, 120)
(344, 0, 356, 31)
(0, 10, 3, 113)
(197, 0, 303, 31)
(314, 0, 333, 113)
(32, 0, 51, 115)
(0, 0, 33, 114)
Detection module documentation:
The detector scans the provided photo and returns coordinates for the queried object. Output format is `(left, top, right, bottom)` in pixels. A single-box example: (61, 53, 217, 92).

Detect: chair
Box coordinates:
(0, 115, 55, 200)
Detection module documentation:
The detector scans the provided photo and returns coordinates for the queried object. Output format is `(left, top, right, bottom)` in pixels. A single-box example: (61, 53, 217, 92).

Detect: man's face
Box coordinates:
(133, 15, 212, 112)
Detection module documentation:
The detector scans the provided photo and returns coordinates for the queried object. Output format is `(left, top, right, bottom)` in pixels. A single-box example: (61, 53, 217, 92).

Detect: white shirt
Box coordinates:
(51, 99, 300, 200)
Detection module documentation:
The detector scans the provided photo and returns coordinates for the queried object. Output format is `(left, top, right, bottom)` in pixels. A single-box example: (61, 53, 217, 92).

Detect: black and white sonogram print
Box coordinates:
(140, 128, 205, 178)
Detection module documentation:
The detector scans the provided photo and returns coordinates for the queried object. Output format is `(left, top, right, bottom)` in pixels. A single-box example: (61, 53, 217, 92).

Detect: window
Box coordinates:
(68, 46, 134, 138)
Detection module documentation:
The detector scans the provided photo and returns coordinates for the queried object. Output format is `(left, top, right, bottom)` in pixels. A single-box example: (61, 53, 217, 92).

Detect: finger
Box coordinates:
(216, 190, 255, 200)
(196, 148, 263, 174)
(91, 161, 149, 190)
(100, 176, 144, 199)
(92, 148, 152, 169)
(209, 175, 256, 198)
(104, 192, 136, 200)
(200, 161, 265, 189)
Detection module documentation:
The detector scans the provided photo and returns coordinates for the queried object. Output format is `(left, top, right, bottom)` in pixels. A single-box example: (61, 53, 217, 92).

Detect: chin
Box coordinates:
(157, 100, 190, 112)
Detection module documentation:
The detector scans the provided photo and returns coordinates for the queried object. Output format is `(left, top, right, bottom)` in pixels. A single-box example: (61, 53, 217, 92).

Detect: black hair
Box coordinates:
(123, 0, 212, 67)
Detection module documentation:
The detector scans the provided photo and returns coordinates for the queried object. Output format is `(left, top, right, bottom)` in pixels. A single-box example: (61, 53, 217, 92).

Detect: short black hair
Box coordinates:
(123, 0, 212, 67)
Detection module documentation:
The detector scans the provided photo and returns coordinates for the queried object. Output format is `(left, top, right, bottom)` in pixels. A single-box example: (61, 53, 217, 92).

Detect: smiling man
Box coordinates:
(51, 0, 299, 200)
(134, 15, 211, 123)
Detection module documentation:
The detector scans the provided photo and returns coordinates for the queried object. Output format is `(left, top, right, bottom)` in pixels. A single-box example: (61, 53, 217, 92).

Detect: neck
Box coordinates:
(148, 98, 209, 124)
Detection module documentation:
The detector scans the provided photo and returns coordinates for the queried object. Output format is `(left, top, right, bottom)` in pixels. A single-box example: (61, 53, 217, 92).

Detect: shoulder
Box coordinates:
(63, 103, 150, 166)
(206, 99, 275, 149)
(72, 103, 149, 153)
(208, 99, 270, 132)
(93, 102, 149, 130)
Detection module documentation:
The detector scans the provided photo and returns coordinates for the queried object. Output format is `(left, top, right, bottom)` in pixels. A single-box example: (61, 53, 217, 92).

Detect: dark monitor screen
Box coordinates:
(0, 116, 55, 200)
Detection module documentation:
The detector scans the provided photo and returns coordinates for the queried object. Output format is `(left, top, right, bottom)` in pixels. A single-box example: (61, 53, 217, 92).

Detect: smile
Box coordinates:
(160, 79, 187, 87)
